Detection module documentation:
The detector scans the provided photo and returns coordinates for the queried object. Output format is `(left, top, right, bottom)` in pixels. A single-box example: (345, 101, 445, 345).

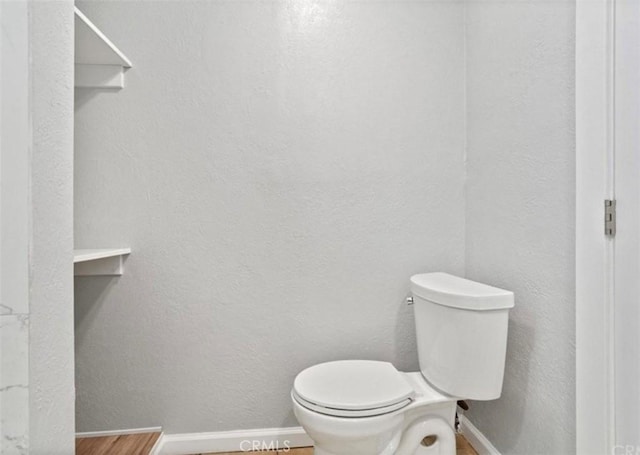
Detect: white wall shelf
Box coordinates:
(74, 248, 131, 276)
(74, 7, 132, 89)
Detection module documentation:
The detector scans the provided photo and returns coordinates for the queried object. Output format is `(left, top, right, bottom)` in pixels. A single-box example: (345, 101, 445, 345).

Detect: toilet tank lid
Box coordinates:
(410, 273, 514, 311)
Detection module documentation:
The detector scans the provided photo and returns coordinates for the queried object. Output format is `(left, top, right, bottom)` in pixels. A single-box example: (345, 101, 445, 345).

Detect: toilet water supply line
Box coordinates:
(394, 417, 456, 455)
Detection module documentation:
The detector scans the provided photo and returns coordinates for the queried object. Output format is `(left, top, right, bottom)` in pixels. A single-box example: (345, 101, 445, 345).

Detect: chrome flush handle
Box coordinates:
(406, 296, 414, 305)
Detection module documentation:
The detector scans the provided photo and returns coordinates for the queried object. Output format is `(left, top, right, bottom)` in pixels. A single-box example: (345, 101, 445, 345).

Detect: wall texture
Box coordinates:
(0, 1, 30, 452)
(29, 1, 76, 453)
(464, 0, 576, 453)
(74, 0, 466, 433)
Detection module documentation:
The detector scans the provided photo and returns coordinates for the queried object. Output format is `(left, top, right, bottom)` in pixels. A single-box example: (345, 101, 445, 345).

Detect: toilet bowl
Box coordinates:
(291, 273, 514, 455)
(292, 363, 457, 455)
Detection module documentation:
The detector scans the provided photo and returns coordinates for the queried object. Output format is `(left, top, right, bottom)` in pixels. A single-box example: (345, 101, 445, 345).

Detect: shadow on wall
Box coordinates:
(394, 296, 418, 373)
(469, 317, 534, 452)
(280, 409, 297, 429)
(74, 276, 119, 344)
(75, 87, 124, 110)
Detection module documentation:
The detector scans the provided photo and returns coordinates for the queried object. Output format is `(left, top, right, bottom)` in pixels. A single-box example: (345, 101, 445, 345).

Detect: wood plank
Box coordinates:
(456, 433, 478, 455)
(76, 435, 119, 455)
(111, 432, 156, 454)
(278, 448, 314, 455)
(140, 432, 162, 454)
(76, 432, 161, 455)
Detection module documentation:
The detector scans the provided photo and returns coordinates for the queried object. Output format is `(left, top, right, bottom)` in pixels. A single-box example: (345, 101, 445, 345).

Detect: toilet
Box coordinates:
(291, 272, 514, 455)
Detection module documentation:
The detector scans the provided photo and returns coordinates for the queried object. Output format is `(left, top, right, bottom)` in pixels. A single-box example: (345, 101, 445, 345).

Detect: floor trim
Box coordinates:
(153, 426, 313, 455)
(76, 426, 163, 438)
(459, 415, 501, 455)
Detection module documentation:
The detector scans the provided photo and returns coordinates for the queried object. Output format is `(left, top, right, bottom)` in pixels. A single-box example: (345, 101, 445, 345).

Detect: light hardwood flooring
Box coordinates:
(75, 431, 160, 455)
(76, 432, 477, 455)
(455, 434, 479, 455)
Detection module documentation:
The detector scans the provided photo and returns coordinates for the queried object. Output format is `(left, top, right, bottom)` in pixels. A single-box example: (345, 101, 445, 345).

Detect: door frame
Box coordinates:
(611, 0, 640, 443)
(576, 0, 616, 452)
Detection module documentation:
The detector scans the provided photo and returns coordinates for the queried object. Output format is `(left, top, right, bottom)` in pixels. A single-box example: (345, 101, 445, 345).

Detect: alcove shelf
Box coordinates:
(74, 248, 131, 276)
(74, 7, 132, 89)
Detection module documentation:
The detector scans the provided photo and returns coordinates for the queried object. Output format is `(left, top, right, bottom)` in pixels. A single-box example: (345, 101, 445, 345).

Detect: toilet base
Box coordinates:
(293, 372, 458, 455)
(294, 402, 457, 455)
(309, 420, 456, 455)
(313, 448, 337, 455)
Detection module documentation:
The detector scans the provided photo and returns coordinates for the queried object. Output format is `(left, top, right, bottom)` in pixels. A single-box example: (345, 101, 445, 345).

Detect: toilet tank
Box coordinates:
(410, 273, 514, 400)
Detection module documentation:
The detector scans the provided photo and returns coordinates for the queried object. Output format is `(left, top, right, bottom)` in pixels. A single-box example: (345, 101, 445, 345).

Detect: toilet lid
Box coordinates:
(293, 360, 414, 417)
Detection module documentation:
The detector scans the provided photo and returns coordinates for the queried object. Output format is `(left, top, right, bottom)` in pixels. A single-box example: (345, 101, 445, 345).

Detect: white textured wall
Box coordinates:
(0, 1, 30, 453)
(29, 1, 76, 453)
(464, 0, 576, 453)
(74, 0, 466, 433)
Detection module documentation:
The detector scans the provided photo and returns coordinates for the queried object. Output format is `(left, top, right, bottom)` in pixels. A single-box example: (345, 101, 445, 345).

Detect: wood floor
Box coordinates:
(455, 434, 479, 455)
(76, 432, 477, 455)
(75, 432, 160, 455)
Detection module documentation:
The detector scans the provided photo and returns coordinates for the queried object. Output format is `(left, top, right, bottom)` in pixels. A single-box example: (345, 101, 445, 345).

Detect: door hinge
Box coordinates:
(605, 199, 616, 237)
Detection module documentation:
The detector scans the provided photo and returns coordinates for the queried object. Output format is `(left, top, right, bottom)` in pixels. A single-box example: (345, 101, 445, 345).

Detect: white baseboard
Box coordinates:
(76, 426, 163, 438)
(153, 426, 313, 455)
(459, 415, 501, 455)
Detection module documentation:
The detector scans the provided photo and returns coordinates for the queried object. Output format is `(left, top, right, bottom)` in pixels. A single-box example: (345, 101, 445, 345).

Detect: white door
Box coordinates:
(614, 0, 640, 447)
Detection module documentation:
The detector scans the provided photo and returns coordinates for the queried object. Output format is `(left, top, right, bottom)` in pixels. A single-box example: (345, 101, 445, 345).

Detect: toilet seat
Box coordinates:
(292, 391, 412, 418)
(292, 360, 415, 418)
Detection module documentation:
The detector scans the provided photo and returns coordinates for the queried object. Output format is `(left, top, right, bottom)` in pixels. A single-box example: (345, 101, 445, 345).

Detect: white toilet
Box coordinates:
(291, 272, 514, 455)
